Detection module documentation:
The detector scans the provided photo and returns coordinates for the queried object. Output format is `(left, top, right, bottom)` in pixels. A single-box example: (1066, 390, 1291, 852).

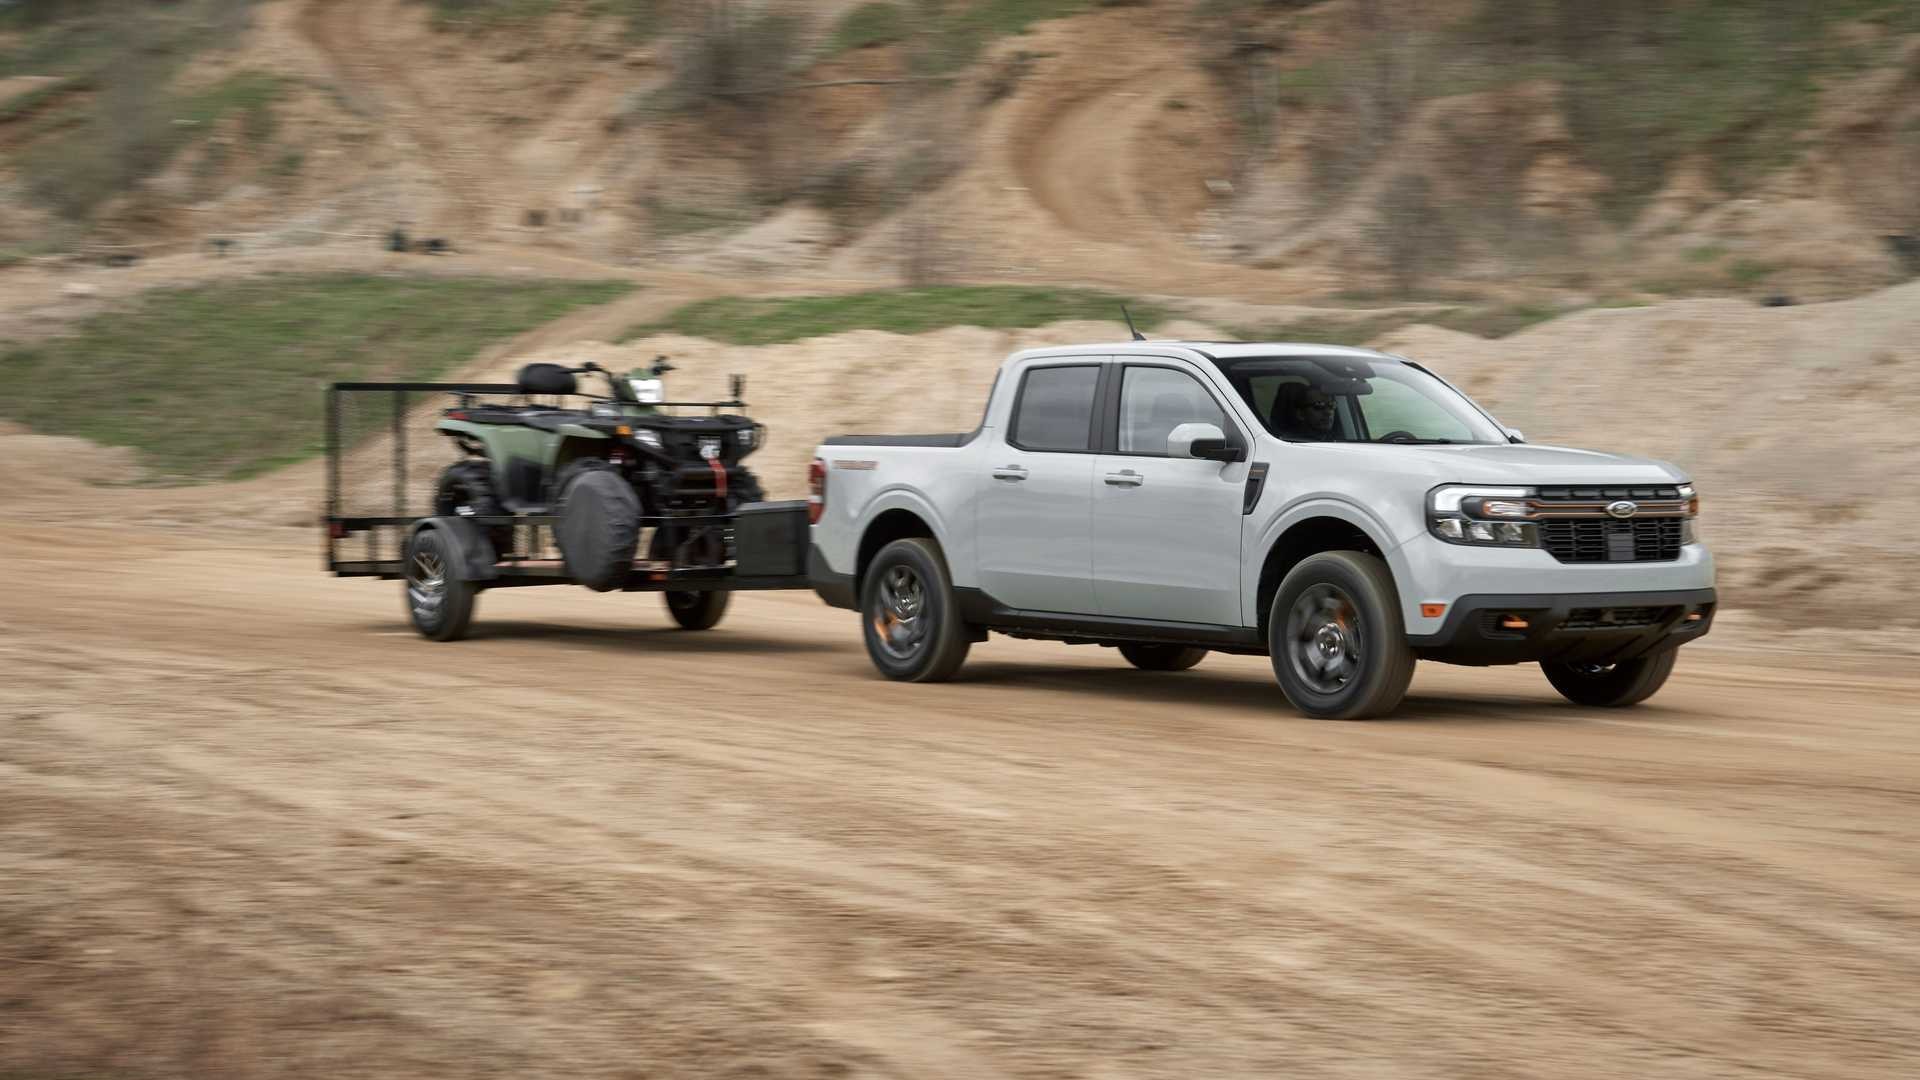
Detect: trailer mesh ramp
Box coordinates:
(325, 382, 522, 576)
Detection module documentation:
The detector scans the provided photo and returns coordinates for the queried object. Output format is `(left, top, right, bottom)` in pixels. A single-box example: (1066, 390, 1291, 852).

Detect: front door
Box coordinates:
(974, 362, 1102, 614)
(1092, 363, 1247, 625)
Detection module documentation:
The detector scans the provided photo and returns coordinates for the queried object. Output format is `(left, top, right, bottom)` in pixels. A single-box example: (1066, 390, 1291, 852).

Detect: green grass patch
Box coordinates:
(644, 199, 753, 239)
(902, 0, 1092, 73)
(622, 286, 1170, 346)
(1453, 0, 1920, 216)
(828, 2, 909, 53)
(0, 275, 635, 482)
(1728, 258, 1778, 286)
(21, 69, 285, 220)
(1428, 304, 1561, 339)
(424, 0, 663, 37)
(1228, 314, 1414, 349)
(421, 0, 559, 31)
(0, 74, 82, 121)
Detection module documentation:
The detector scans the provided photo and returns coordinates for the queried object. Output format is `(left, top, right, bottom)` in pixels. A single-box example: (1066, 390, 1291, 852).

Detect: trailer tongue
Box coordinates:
(323, 373, 811, 641)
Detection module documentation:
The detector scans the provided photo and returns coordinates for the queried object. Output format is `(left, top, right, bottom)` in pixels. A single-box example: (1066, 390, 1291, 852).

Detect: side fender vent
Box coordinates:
(1242, 462, 1270, 515)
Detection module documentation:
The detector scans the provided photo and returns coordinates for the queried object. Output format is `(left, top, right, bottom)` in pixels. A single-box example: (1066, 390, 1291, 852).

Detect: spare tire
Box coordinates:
(554, 461, 639, 592)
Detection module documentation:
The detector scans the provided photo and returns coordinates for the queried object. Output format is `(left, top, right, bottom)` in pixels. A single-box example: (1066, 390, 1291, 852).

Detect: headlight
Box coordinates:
(737, 427, 757, 448)
(632, 429, 663, 451)
(1427, 485, 1539, 548)
(1678, 483, 1699, 542)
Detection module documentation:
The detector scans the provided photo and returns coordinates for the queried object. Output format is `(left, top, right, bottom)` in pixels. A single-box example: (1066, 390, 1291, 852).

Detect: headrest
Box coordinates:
(517, 363, 576, 396)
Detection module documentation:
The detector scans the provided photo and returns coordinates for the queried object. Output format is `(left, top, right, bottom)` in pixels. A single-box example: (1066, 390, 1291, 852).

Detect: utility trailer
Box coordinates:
(324, 377, 813, 641)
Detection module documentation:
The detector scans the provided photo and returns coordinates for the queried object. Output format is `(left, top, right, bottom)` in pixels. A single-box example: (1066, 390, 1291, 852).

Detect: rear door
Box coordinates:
(974, 361, 1102, 614)
(1091, 361, 1248, 626)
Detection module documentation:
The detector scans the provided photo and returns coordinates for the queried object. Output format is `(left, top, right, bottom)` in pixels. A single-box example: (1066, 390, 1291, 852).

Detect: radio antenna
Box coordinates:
(1121, 304, 1147, 341)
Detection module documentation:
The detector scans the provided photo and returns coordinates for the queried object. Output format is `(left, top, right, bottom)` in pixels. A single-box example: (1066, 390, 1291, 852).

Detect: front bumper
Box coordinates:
(1406, 588, 1717, 667)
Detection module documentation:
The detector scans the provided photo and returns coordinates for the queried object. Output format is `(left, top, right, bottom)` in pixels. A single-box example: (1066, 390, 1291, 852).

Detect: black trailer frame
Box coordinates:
(323, 381, 811, 593)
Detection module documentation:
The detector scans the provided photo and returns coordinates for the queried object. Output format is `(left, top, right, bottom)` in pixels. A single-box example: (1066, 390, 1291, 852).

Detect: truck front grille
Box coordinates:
(1533, 486, 1686, 564)
(1540, 519, 1684, 563)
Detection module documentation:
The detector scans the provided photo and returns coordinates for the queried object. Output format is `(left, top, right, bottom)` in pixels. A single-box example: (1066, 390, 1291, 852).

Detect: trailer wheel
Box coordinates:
(1117, 643, 1208, 671)
(861, 537, 970, 683)
(664, 589, 729, 630)
(1541, 651, 1676, 707)
(404, 527, 476, 641)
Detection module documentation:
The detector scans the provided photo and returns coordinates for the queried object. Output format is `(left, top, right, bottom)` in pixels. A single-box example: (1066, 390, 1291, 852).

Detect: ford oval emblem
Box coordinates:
(1606, 500, 1638, 519)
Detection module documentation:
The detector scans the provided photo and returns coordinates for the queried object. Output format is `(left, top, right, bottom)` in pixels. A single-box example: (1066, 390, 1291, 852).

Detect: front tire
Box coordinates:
(1541, 651, 1676, 707)
(1117, 643, 1208, 671)
(860, 538, 971, 683)
(664, 589, 729, 630)
(1269, 551, 1415, 720)
(404, 528, 476, 642)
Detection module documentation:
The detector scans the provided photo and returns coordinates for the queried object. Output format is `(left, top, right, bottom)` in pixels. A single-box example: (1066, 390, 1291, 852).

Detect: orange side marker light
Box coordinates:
(1420, 603, 1447, 619)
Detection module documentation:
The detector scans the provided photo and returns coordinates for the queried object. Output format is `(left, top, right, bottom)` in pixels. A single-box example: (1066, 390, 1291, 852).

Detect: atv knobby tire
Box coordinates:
(554, 460, 639, 593)
(434, 461, 511, 556)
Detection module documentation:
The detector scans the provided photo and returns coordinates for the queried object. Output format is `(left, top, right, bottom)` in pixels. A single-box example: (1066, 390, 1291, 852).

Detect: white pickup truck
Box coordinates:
(807, 341, 1715, 719)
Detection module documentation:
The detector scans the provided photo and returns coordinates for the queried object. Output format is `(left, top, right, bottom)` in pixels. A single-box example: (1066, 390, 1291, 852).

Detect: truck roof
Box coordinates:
(1009, 341, 1405, 363)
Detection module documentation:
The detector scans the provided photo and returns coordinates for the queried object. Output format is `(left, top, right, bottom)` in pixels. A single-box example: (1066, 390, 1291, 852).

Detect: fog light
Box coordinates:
(1467, 521, 1495, 542)
(1500, 614, 1531, 630)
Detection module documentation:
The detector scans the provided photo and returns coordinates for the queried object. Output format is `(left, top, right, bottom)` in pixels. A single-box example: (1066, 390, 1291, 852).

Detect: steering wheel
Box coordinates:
(1376, 430, 1419, 443)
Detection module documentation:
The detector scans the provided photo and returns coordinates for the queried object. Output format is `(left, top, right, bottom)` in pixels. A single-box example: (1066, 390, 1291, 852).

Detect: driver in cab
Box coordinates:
(1273, 382, 1340, 440)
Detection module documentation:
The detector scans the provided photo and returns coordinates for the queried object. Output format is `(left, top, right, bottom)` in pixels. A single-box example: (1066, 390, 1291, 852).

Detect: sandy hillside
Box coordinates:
(8, 0, 1917, 300)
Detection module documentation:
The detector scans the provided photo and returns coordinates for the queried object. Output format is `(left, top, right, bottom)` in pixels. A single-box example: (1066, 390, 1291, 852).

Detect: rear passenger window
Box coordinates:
(1011, 365, 1099, 451)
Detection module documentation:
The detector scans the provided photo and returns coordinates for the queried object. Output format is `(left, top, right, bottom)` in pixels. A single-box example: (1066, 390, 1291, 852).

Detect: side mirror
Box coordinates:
(1504, 427, 1526, 444)
(1168, 422, 1242, 462)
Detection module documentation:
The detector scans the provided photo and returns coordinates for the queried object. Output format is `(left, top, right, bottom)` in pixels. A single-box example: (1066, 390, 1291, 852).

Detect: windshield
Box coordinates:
(1210, 355, 1507, 444)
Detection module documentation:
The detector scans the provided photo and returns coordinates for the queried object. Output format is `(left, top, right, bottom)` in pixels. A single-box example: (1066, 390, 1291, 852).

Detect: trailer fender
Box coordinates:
(407, 516, 500, 583)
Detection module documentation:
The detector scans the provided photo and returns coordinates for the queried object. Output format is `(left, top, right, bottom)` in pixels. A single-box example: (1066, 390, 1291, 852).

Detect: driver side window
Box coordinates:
(1118, 366, 1225, 455)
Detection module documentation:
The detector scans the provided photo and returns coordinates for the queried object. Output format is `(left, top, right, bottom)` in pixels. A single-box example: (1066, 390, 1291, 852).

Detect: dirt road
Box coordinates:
(3, 520, 1916, 1079)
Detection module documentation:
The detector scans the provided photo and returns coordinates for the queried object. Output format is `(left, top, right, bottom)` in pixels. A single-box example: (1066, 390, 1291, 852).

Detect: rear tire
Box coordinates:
(860, 538, 971, 683)
(1117, 643, 1208, 671)
(1541, 651, 1677, 707)
(403, 527, 476, 642)
(434, 460, 511, 556)
(664, 589, 729, 630)
(1269, 551, 1415, 720)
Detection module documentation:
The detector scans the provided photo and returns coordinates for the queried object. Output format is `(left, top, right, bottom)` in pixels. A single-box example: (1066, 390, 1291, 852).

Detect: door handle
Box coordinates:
(1103, 470, 1144, 487)
(992, 465, 1029, 481)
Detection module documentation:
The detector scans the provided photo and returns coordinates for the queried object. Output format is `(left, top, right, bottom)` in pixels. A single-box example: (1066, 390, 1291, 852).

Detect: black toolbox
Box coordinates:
(733, 500, 810, 578)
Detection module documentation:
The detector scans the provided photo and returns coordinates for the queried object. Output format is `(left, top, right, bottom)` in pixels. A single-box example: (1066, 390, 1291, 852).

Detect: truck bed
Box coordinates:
(822, 433, 976, 448)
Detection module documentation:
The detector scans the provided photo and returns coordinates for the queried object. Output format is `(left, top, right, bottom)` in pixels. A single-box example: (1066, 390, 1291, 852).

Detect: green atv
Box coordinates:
(428, 357, 769, 626)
